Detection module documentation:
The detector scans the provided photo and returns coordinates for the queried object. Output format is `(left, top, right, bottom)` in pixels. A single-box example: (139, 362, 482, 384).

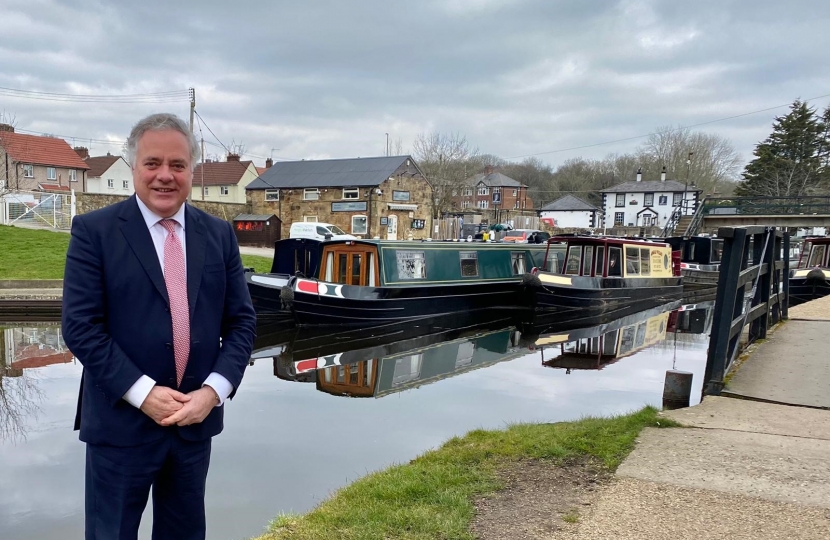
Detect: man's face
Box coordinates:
(133, 129, 192, 218)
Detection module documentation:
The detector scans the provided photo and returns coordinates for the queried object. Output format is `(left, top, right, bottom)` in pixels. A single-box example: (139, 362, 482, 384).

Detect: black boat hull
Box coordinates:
(789, 272, 830, 306)
(245, 272, 295, 323)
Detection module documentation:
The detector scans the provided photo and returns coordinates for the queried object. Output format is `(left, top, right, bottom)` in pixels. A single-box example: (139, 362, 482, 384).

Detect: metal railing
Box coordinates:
(702, 196, 830, 216)
(703, 226, 789, 395)
(683, 197, 707, 236)
(1, 189, 76, 230)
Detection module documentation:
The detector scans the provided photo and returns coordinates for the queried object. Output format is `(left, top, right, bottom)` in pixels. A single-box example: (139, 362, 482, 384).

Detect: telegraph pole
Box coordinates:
(201, 137, 206, 201)
(188, 88, 195, 203)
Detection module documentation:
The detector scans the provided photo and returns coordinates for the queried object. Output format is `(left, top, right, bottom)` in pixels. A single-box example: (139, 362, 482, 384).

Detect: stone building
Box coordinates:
(246, 155, 432, 240)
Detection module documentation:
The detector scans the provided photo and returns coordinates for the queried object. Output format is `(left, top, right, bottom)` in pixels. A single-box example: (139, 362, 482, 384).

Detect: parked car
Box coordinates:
(289, 222, 356, 241)
(501, 229, 550, 244)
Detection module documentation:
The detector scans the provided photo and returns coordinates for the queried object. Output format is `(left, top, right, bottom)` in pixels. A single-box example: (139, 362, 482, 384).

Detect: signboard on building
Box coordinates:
(331, 201, 368, 212)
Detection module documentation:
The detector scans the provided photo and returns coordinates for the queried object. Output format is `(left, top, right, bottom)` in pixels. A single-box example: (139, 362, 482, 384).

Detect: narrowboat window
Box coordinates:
(688, 243, 696, 261)
(392, 354, 422, 386)
(595, 246, 605, 276)
(582, 246, 594, 276)
(798, 242, 812, 268)
(710, 240, 723, 263)
(325, 252, 334, 281)
(511, 252, 526, 275)
(565, 246, 582, 275)
(396, 250, 427, 280)
(338, 253, 348, 284)
(352, 253, 362, 284)
(608, 247, 622, 277)
(337, 365, 346, 383)
(625, 247, 641, 275)
(809, 245, 827, 267)
(547, 251, 563, 273)
(459, 251, 479, 277)
(640, 248, 651, 275)
(368, 253, 376, 285)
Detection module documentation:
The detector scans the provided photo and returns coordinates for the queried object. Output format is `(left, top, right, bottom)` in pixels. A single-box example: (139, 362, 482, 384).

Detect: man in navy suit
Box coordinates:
(62, 113, 257, 540)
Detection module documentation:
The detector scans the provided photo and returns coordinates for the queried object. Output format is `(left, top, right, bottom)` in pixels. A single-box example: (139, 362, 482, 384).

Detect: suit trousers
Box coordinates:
(85, 431, 212, 540)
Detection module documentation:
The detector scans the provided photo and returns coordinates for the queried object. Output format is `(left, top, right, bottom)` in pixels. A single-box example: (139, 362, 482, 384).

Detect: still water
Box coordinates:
(0, 302, 713, 540)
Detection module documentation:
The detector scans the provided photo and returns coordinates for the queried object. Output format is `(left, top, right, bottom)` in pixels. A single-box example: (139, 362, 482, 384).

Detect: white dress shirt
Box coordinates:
(122, 197, 232, 408)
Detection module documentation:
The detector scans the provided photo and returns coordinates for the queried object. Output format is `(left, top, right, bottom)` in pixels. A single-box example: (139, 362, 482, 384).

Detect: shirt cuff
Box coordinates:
(203, 373, 233, 406)
(122, 375, 156, 408)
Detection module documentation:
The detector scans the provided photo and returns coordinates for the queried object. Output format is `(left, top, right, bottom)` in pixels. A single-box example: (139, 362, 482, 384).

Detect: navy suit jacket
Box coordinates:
(62, 196, 257, 446)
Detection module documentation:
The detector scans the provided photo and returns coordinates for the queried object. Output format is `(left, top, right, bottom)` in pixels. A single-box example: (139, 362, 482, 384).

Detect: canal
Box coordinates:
(0, 301, 713, 540)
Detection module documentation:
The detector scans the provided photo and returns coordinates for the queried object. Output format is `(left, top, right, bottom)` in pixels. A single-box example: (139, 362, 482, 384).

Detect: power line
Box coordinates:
(507, 91, 830, 160)
(0, 86, 190, 103)
(193, 110, 229, 154)
(13, 127, 125, 147)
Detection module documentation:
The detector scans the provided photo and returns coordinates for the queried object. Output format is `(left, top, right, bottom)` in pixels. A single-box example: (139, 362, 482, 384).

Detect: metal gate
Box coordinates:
(1, 189, 76, 230)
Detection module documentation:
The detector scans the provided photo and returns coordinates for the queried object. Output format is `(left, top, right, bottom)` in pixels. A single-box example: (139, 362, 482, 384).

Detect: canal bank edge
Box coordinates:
(252, 407, 676, 540)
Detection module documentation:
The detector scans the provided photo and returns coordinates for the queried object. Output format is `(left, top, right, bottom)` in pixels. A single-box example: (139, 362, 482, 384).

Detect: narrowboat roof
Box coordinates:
(803, 236, 830, 244)
(319, 239, 558, 249)
(547, 236, 670, 248)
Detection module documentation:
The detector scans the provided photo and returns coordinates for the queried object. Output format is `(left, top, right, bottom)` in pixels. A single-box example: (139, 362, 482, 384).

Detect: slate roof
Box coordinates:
(85, 154, 122, 177)
(600, 180, 701, 193)
(0, 131, 90, 169)
(539, 194, 598, 212)
(467, 171, 524, 188)
(247, 155, 415, 190)
(192, 160, 253, 187)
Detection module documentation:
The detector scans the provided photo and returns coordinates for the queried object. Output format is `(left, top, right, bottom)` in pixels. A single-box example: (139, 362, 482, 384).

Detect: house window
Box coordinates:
(478, 186, 489, 196)
(265, 189, 279, 201)
(123, 180, 130, 190)
(23, 164, 34, 178)
(451, 189, 457, 196)
(47, 167, 56, 180)
(351, 215, 368, 235)
(659, 195, 668, 206)
(396, 250, 427, 280)
(463, 187, 473, 196)
(477, 200, 488, 209)
(511, 252, 526, 275)
(644, 193, 654, 206)
(461, 200, 471, 209)
(220, 186, 229, 196)
(107, 179, 114, 189)
(459, 251, 479, 277)
(304, 188, 320, 201)
(203, 186, 209, 196)
(512, 189, 517, 196)
(514, 200, 519, 209)
(392, 190, 410, 201)
(673, 193, 682, 206)
(304, 216, 318, 222)
(69, 170, 77, 182)
(614, 212, 624, 225)
(615, 194, 625, 207)
(342, 188, 359, 199)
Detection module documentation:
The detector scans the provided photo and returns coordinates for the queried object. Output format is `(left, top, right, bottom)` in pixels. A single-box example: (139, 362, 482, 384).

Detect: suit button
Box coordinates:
(165, 343, 172, 349)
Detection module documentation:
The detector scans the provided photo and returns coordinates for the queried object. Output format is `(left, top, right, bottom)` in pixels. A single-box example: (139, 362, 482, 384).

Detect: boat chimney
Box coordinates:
(660, 166, 667, 182)
(636, 167, 642, 182)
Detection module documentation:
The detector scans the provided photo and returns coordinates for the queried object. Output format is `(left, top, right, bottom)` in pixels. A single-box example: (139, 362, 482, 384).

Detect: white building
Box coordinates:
(600, 169, 701, 228)
(538, 194, 600, 228)
(84, 152, 134, 195)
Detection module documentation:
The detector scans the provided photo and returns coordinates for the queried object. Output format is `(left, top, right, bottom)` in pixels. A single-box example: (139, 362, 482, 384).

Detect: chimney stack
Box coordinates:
(484, 165, 494, 176)
(636, 167, 642, 182)
(0, 123, 14, 133)
(660, 166, 666, 182)
(227, 153, 241, 162)
(265, 158, 273, 168)
(74, 146, 89, 160)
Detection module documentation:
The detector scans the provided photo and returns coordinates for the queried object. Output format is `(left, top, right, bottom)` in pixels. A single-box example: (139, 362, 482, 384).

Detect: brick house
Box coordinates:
(192, 153, 261, 204)
(0, 124, 89, 192)
(246, 155, 432, 240)
(451, 166, 534, 223)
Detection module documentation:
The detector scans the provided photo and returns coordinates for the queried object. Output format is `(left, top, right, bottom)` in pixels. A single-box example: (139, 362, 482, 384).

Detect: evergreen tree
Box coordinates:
(736, 100, 826, 196)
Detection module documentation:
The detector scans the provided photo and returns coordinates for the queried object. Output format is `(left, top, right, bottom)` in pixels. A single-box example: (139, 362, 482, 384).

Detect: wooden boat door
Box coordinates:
(320, 244, 381, 286)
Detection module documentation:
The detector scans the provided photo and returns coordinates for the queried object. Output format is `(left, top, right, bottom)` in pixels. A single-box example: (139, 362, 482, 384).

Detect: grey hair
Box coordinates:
(125, 113, 201, 170)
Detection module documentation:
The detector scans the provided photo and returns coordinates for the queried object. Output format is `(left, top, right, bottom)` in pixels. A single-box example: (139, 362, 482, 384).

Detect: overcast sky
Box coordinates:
(2, 0, 829, 173)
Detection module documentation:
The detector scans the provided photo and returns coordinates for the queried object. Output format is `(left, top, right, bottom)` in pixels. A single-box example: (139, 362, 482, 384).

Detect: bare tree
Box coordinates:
(0, 329, 43, 442)
(412, 132, 480, 215)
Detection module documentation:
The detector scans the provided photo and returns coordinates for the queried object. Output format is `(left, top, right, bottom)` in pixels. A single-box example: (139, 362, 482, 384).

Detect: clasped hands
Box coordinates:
(140, 385, 218, 426)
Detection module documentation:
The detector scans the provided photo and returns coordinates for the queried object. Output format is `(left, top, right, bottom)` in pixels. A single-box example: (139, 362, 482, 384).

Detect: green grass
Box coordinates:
(0, 225, 70, 279)
(562, 510, 580, 524)
(0, 225, 273, 279)
(255, 407, 676, 540)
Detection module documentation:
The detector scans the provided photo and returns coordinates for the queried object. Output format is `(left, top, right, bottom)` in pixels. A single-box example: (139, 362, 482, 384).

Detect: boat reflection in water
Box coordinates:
(252, 298, 713, 399)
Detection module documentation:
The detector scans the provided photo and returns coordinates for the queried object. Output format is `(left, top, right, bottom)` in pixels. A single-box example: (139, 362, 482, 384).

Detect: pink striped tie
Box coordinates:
(160, 219, 190, 386)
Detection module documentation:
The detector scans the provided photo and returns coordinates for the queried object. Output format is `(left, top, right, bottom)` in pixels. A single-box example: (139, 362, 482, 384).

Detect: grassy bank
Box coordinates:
(255, 407, 674, 540)
(0, 225, 272, 279)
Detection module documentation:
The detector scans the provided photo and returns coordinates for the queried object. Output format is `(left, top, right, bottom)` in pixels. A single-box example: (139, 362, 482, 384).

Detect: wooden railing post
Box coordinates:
(782, 232, 790, 320)
(704, 227, 746, 395)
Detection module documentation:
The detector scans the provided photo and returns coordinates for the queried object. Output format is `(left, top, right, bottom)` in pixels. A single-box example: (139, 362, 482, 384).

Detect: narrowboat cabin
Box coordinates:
(284, 240, 565, 326)
(664, 236, 723, 290)
(789, 237, 830, 306)
(525, 236, 683, 325)
(245, 238, 324, 320)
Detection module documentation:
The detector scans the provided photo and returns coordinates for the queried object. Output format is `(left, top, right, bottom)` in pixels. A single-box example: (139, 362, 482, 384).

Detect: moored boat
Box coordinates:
(524, 236, 683, 325)
(284, 239, 565, 326)
(664, 236, 723, 290)
(789, 236, 830, 306)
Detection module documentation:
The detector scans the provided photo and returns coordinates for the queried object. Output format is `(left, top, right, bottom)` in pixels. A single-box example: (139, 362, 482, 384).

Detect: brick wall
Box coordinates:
(76, 193, 249, 223)
(248, 174, 434, 240)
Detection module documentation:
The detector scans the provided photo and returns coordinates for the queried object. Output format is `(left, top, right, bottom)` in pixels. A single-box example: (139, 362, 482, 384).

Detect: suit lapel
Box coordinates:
(185, 205, 206, 320)
(119, 196, 169, 304)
